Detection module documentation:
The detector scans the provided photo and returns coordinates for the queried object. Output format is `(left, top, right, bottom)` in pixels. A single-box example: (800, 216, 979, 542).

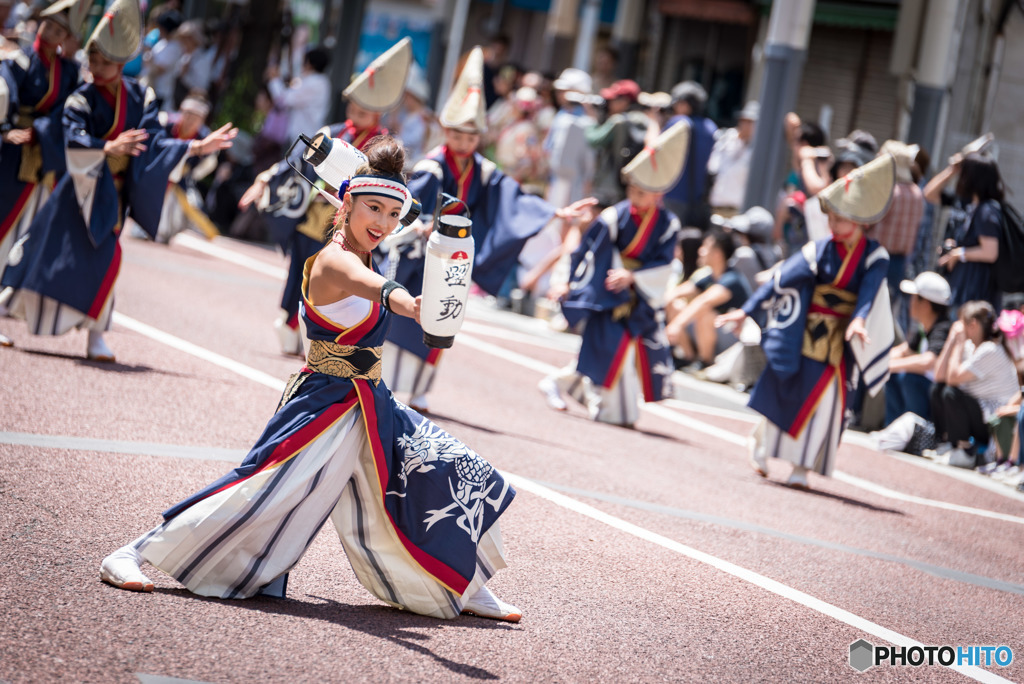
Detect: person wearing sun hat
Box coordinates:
(379, 46, 595, 413)
(238, 37, 413, 357)
(539, 120, 688, 426)
(716, 154, 896, 490)
(0, 0, 236, 361)
(0, 0, 84, 342)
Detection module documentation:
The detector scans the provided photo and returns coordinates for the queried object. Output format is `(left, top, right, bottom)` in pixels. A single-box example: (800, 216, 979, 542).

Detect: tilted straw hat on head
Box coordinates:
(343, 37, 413, 113)
(440, 46, 487, 133)
(39, 0, 90, 39)
(85, 0, 143, 64)
(879, 140, 920, 184)
(818, 153, 896, 225)
(620, 119, 690, 193)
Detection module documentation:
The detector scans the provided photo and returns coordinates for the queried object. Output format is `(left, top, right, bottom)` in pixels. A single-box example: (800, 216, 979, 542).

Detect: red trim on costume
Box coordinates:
(33, 47, 61, 113)
(622, 206, 659, 259)
(354, 380, 470, 595)
(602, 332, 633, 389)
(333, 302, 381, 345)
(200, 393, 359, 502)
(833, 234, 865, 289)
(286, 310, 299, 331)
(443, 147, 475, 211)
(102, 81, 128, 141)
(788, 365, 836, 438)
(634, 338, 656, 402)
(0, 183, 35, 243)
(87, 240, 122, 319)
(343, 121, 386, 151)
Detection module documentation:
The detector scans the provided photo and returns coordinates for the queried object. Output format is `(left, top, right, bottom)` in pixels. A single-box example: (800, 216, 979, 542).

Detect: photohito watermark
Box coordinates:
(849, 639, 1014, 672)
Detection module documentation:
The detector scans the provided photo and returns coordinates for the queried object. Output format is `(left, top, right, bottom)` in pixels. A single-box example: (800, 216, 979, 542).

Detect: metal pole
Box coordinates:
(742, 0, 816, 212)
(572, 0, 601, 72)
(435, 0, 471, 113)
(907, 0, 962, 154)
(327, 0, 367, 123)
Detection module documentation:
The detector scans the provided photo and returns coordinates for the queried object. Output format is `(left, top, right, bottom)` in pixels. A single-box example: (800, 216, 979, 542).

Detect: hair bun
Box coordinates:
(359, 135, 406, 182)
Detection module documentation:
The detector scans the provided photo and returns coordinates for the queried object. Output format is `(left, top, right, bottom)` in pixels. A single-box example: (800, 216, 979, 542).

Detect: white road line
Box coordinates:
(172, 234, 289, 280)
(505, 473, 1012, 684)
(112, 313, 286, 393)
(662, 397, 759, 422)
(454, 332, 1024, 524)
(461, 320, 580, 353)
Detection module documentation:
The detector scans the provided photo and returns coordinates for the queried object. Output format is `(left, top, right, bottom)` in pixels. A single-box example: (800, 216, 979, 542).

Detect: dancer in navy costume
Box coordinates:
(717, 154, 896, 489)
(238, 39, 412, 356)
(0, 0, 236, 361)
(539, 122, 688, 426)
(100, 136, 522, 622)
(382, 46, 593, 412)
(0, 0, 81, 347)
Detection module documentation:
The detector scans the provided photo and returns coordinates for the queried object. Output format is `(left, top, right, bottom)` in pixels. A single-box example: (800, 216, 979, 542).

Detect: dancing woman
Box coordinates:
(717, 154, 896, 489)
(100, 136, 522, 622)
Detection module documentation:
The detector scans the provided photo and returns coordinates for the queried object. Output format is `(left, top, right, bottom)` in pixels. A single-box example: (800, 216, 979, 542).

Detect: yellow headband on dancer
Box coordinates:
(818, 153, 896, 225)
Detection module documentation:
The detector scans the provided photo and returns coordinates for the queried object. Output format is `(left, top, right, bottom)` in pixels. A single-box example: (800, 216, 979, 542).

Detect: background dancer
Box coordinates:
(539, 121, 688, 427)
(716, 154, 896, 490)
(100, 136, 521, 623)
(0, 0, 82, 346)
(238, 38, 412, 356)
(383, 46, 593, 413)
(0, 0, 236, 362)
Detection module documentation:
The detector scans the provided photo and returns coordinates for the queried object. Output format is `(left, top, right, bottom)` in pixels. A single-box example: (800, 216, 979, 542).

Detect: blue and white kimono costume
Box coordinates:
(380, 146, 555, 398)
(0, 45, 78, 283)
(555, 202, 679, 425)
(258, 122, 386, 339)
(743, 236, 892, 476)
(153, 116, 217, 243)
(0, 78, 190, 335)
(133, 254, 514, 618)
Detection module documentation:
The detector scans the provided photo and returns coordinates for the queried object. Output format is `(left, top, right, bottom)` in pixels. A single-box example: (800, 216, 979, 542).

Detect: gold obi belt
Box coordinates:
(612, 256, 642, 321)
(802, 285, 857, 366)
(306, 339, 383, 385)
(14, 108, 44, 184)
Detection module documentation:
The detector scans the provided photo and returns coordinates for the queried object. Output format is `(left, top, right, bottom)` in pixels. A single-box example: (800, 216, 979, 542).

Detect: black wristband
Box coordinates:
(380, 280, 408, 312)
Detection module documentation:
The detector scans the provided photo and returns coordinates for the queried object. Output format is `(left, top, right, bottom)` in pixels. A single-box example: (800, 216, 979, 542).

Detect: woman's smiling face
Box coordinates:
(344, 194, 404, 251)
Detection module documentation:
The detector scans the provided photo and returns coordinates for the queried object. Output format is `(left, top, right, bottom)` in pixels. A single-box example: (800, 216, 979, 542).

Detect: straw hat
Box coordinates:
(39, 0, 89, 38)
(85, 0, 143, 64)
(620, 119, 689, 193)
(440, 46, 487, 133)
(343, 37, 413, 113)
(879, 140, 920, 184)
(818, 153, 896, 225)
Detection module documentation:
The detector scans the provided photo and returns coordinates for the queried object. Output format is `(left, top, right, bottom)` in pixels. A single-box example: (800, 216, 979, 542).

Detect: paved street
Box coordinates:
(2, 234, 1023, 683)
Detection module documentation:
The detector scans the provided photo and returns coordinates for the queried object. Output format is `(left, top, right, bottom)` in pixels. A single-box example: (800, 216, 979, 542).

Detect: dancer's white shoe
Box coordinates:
(538, 376, 567, 411)
(0, 332, 11, 347)
(786, 465, 810, 490)
(87, 331, 115, 362)
(409, 393, 430, 414)
(100, 546, 153, 592)
(461, 585, 521, 623)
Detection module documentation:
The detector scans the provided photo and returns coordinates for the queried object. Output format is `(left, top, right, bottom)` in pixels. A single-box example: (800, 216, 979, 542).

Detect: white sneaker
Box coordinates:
(750, 443, 768, 478)
(0, 332, 11, 347)
(786, 465, 810, 490)
(538, 376, 567, 411)
(100, 546, 153, 592)
(86, 331, 115, 362)
(409, 394, 430, 413)
(947, 448, 977, 469)
(461, 586, 521, 623)
(273, 317, 304, 356)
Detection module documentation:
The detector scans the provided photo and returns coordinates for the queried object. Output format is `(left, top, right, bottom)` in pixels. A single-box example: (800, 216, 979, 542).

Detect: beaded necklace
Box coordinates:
(332, 229, 370, 255)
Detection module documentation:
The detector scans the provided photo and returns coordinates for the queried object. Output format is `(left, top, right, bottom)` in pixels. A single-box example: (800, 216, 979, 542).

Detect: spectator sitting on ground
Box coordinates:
(266, 45, 331, 147)
(707, 101, 759, 218)
(884, 272, 952, 426)
(930, 300, 1020, 468)
(665, 230, 751, 370)
(661, 81, 717, 230)
(586, 79, 657, 207)
(717, 206, 779, 292)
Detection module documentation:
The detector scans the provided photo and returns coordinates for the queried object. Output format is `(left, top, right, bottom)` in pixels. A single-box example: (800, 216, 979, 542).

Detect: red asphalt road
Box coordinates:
(2, 235, 1023, 683)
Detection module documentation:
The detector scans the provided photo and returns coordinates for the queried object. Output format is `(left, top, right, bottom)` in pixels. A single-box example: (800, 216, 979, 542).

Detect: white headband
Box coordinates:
(347, 175, 412, 219)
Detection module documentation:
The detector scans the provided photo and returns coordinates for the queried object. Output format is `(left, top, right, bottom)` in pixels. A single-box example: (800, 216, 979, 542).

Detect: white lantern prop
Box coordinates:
(286, 131, 367, 208)
(420, 215, 474, 348)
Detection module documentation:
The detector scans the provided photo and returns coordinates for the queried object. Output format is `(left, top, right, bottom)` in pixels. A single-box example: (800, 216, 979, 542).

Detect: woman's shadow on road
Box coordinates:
(163, 589, 509, 680)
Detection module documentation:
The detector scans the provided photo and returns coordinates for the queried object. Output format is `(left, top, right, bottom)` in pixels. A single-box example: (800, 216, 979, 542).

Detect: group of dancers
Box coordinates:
(2, 1, 900, 621)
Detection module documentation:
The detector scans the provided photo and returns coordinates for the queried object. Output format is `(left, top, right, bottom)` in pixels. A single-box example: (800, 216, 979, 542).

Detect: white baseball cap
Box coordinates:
(900, 271, 951, 306)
